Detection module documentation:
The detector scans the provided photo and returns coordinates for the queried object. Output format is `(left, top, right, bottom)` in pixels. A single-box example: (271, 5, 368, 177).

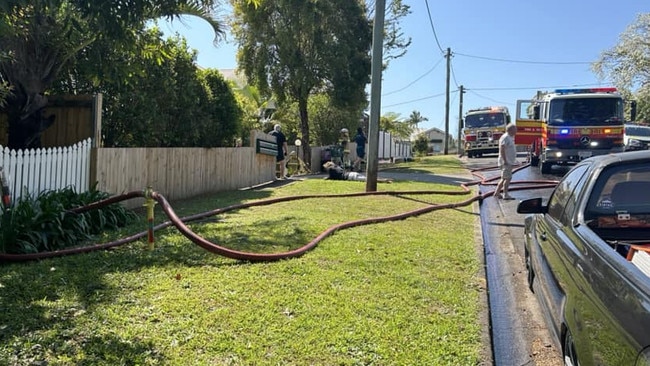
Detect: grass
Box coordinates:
(0, 155, 487, 365)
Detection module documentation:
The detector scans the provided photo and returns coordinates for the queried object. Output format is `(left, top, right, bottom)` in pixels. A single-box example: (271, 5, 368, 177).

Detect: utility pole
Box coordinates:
(444, 47, 451, 155)
(457, 85, 465, 156)
(365, 0, 385, 192)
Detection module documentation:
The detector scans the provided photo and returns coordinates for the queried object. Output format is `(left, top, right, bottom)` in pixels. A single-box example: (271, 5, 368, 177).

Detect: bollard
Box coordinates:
(143, 186, 156, 250)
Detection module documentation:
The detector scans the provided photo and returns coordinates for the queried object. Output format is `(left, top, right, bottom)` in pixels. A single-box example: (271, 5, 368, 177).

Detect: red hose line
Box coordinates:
(0, 164, 558, 263)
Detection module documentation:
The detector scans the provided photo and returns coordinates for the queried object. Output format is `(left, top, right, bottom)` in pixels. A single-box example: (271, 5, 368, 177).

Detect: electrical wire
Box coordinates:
(467, 89, 514, 106)
(469, 83, 607, 91)
(423, 0, 444, 54)
(382, 57, 445, 96)
(383, 90, 453, 108)
(454, 52, 592, 65)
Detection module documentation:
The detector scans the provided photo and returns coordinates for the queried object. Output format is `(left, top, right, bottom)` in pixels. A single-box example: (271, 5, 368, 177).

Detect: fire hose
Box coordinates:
(0, 164, 558, 262)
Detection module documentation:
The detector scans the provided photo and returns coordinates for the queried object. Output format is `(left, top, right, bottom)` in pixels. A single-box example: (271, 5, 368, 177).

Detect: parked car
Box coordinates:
(624, 123, 650, 151)
(517, 150, 650, 366)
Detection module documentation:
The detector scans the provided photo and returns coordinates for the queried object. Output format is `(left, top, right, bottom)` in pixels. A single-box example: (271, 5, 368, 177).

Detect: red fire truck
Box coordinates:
(463, 106, 511, 158)
(515, 88, 636, 174)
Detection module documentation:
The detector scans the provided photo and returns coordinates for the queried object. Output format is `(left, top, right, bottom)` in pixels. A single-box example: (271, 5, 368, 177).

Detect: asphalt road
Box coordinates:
(464, 154, 569, 366)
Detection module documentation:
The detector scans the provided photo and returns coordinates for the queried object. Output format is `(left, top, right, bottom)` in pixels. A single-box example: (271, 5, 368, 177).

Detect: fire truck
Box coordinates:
(515, 87, 636, 174)
(463, 106, 511, 158)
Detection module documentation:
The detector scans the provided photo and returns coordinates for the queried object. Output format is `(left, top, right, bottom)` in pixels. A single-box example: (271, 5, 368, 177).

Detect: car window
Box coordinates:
(548, 165, 590, 221)
(560, 166, 591, 226)
(586, 162, 650, 221)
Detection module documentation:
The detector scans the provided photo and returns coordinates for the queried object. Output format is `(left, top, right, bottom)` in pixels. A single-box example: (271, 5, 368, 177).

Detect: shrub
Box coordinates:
(0, 186, 137, 254)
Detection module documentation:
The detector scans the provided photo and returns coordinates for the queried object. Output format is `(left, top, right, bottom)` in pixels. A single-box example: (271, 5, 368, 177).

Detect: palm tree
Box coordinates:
(407, 110, 428, 128)
(380, 112, 414, 140)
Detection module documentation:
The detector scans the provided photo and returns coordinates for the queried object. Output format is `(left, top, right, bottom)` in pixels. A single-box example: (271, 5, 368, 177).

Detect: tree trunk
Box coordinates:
(298, 97, 311, 170)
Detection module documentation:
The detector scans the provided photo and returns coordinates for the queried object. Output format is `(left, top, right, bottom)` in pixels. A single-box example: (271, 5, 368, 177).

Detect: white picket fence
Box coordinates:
(0, 138, 92, 203)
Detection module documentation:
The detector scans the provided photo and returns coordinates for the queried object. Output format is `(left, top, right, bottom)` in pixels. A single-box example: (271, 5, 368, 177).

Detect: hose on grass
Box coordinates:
(0, 163, 558, 262)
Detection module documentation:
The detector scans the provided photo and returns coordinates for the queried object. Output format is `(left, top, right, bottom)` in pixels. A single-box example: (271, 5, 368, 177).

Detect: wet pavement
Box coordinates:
(466, 154, 565, 366)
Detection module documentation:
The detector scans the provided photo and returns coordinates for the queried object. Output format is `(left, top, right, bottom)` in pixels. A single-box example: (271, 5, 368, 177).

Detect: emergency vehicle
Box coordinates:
(515, 88, 635, 174)
(462, 106, 510, 158)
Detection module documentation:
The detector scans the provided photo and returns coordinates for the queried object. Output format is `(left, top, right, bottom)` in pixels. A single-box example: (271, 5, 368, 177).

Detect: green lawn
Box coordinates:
(0, 156, 488, 365)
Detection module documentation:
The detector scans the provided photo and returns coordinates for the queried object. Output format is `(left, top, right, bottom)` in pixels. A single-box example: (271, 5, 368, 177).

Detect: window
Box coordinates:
(547, 165, 589, 221)
(586, 162, 650, 219)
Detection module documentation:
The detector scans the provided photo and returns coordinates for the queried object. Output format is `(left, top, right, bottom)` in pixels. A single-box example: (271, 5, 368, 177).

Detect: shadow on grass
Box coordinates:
(0, 249, 172, 362)
(0, 185, 294, 362)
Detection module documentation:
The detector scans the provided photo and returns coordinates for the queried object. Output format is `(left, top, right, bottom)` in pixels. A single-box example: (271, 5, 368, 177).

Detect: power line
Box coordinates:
(467, 89, 514, 106)
(423, 0, 444, 54)
(382, 57, 445, 96)
(454, 52, 592, 65)
(450, 62, 460, 89)
(469, 82, 607, 91)
(383, 90, 453, 108)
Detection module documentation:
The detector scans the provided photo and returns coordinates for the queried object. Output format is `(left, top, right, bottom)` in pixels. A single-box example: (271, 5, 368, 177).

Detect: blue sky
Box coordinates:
(156, 1, 649, 134)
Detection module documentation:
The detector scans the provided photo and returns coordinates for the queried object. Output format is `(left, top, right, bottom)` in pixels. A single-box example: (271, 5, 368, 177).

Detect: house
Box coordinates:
(421, 127, 451, 153)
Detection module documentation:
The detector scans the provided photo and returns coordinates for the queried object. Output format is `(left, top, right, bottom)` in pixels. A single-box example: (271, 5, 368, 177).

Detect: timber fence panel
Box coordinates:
(94, 145, 276, 209)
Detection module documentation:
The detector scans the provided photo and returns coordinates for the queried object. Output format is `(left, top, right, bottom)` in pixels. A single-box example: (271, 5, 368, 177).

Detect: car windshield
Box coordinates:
(464, 113, 506, 128)
(625, 125, 650, 137)
(585, 162, 650, 223)
(548, 97, 623, 126)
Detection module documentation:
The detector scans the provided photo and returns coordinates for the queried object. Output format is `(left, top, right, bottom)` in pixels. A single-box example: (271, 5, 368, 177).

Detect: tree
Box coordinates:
(232, 84, 276, 145)
(275, 93, 363, 148)
(413, 133, 429, 156)
(0, 0, 258, 149)
(231, 0, 371, 167)
(380, 112, 414, 140)
(593, 13, 650, 122)
(366, 0, 412, 67)
(51, 29, 242, 147)
(407, 110, 428, 128)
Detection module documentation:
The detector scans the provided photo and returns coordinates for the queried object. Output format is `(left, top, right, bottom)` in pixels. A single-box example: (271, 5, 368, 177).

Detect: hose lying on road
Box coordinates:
(0, 164, 558, 262)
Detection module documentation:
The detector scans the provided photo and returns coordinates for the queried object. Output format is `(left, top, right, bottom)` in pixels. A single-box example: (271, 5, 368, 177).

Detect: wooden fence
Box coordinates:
(0, 94, 100, 148)
(0, 129, 414, 208)
(92, 130, 277, 208)
(0, 138, 92, 202)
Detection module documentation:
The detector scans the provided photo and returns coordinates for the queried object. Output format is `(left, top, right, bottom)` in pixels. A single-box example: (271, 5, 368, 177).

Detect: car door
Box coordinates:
(532, 165, 590, 339)
(539, 162, 650, 365)
(568, 165, 650, 365)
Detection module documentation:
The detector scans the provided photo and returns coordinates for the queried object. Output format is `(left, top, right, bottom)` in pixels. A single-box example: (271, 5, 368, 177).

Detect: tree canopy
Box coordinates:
(51, 29, 242, 147)
(366, 0, 411, 67)
(380, 112, 415, 140)
(231, 0, 372, 166)
(593, 12, 650, 122)
(0, 0, 258, 149)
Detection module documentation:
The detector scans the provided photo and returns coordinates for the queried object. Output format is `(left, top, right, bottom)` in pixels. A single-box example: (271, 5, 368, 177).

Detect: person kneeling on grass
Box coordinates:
(322, 161, 391, 182)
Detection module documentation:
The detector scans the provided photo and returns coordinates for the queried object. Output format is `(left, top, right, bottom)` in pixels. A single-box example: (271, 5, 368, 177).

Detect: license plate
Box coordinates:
(578, 151, 592, 159)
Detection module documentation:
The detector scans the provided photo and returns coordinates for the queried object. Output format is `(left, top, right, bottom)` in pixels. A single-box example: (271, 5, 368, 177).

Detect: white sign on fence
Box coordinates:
(0, 138, 92, 203)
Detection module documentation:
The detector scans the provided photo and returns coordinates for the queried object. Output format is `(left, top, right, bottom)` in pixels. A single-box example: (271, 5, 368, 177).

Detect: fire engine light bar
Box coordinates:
(560, 129, 569, 134)
(554, 87, 617, 94)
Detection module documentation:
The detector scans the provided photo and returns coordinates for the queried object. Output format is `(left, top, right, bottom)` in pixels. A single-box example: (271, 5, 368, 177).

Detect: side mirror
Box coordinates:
(533, 105, 540, 120)
(517, 197, 547, 214)
(630, 101, 637, 122)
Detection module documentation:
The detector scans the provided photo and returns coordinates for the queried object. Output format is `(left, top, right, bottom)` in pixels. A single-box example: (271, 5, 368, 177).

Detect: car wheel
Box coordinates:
(525, 247, 534, 292)
(563, 329, 579, 366)
(540, 161, 552, 174)
(530, 155, 539, 167)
